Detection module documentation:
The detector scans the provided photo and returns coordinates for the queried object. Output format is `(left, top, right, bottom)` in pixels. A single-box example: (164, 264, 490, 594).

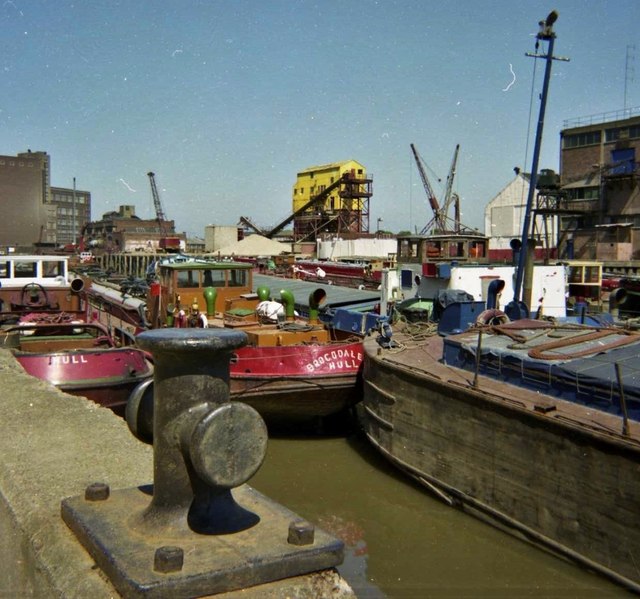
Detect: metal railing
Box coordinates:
(563, 106, 640, 129)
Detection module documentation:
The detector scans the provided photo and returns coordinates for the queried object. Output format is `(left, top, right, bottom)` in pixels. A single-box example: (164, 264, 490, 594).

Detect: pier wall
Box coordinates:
(0, 350, 353, 598)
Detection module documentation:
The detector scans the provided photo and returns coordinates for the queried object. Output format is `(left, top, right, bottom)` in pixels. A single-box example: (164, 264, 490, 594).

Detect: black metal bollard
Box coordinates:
(133, 327, 268, 534)
(61, 327, 343, 598)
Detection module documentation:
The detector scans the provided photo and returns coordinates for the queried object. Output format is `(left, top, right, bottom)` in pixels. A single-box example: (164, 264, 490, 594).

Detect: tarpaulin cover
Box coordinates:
(443, 322, 640, 419)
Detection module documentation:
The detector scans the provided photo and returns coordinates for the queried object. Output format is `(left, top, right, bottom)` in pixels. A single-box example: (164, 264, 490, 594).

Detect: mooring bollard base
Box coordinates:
(62, 484, 344, 598)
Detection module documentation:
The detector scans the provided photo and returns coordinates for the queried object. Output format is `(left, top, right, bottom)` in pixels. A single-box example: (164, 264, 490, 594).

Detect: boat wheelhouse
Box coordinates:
(0, 254, 84, 315)
(148, 258, 255, 328)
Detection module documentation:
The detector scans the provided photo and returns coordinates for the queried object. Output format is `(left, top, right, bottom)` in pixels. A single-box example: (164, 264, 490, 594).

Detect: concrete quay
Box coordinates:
(0, 349, 354, 598)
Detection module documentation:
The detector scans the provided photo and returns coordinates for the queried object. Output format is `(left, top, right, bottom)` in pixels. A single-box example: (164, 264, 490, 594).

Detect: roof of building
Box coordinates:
(297, 160, 364, 175)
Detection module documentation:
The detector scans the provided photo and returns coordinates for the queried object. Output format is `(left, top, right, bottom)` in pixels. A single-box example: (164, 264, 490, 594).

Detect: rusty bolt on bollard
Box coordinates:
(84, 482, 110, 502)
(288, 519, 315, 546)
(154, 546, 184, 573)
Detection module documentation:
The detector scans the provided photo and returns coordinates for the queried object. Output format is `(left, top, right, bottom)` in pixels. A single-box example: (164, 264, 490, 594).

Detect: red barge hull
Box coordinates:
(230, 341, 363, 419)
(14, 347, 153, 416)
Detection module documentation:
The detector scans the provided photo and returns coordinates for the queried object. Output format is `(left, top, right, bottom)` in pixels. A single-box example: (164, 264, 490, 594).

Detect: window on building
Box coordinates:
(561, 215, 587, 230)
(563, 131, 601, 148)
(606, 125, 640, 142)
(567, 186, 599, 201)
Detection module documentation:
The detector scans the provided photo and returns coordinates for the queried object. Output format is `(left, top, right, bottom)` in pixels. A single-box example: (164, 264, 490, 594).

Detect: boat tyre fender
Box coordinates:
(476, 309, 509, 326)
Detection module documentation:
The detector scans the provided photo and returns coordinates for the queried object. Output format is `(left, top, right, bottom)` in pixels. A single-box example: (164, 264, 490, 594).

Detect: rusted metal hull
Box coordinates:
(14, 348, 153, 415)
(360, 330, 640, 592)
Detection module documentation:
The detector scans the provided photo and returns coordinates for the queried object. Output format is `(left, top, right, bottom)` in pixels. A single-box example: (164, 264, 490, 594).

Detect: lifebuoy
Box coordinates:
(476, 309, 509, 326)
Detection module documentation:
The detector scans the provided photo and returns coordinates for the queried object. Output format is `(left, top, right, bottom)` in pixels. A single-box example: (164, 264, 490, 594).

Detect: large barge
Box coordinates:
(360, 322, 640, 591)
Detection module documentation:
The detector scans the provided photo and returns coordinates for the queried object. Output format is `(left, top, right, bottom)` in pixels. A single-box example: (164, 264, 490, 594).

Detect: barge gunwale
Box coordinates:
(361, 329, 640, 593)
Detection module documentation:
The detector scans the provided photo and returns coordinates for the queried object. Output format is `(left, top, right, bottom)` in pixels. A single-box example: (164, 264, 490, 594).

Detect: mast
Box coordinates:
(507, 10, 569, 318)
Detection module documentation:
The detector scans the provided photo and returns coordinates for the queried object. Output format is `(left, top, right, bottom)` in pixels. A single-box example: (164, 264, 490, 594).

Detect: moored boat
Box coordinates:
(0, 254, 154, 415)
(3, 320, 153, 416)
(0, 254, 85, 316)
(360, 316, 640, 592)
(83, 256, 364, 422)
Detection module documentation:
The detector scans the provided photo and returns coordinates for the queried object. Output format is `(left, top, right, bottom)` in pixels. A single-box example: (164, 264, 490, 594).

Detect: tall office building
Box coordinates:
(0, 150, 91, 250)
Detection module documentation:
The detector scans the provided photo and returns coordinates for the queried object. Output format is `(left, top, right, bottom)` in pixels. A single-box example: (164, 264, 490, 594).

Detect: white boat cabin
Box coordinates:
(0, 254, 83, 312)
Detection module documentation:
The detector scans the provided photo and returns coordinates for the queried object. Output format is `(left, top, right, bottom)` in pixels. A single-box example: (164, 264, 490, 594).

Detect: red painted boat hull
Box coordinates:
(14, 348, 153, 416)
(229, 341, 364, 419)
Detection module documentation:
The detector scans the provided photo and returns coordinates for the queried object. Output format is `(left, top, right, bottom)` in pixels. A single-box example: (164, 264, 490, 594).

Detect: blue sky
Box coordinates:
(2, 1, 638, 237)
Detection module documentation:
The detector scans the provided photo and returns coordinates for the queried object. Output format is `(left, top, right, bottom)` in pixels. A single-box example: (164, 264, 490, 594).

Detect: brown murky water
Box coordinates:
(250, 424, 629, 598)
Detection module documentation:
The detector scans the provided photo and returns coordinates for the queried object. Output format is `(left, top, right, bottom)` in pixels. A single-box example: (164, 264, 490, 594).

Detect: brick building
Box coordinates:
(83, 205, 184, 253)
(558, 110, 640, 260)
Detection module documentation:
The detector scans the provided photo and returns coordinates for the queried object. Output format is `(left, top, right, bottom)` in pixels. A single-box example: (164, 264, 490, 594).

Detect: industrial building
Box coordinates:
(50, 185, 91, 247)
(237, 159, 373, 244)
(290, 160, 372, 241)
(82, 205, 184, 253)
(558, 110, 640, 261)
(484, 170, 559, 262)
(485, 109, 640, 263)
(0, 150, 91, 251)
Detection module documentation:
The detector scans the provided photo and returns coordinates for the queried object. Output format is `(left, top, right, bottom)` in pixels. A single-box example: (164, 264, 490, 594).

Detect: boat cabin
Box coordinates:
(397, 233, 488, 266)
(149, 259, 255, 327)
(0, 254, 84, 312)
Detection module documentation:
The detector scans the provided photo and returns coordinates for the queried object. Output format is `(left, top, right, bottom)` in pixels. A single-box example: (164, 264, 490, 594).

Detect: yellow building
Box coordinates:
(291, 160, 372, 240)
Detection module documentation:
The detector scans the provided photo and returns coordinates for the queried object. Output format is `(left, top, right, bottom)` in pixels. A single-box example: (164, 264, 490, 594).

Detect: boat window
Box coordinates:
(228, 268, 248, 287)
(176, 270, 199, 288)
(43, 260, 65, 277)
(202, 269, 226, 287)
(0, 262, 8, 279)
(14, 261, 37, 278)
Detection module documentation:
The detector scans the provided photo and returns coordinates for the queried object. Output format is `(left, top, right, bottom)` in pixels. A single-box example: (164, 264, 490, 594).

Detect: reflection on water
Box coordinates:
(249, 424, 628, 598)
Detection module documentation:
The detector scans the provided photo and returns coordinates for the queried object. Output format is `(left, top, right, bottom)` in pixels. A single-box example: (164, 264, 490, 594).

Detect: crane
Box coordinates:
(147, 171, 180, 252)
(410, 144, 441, 233)
(440, 144, 460, 233)
(412, 143, 461, 235)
